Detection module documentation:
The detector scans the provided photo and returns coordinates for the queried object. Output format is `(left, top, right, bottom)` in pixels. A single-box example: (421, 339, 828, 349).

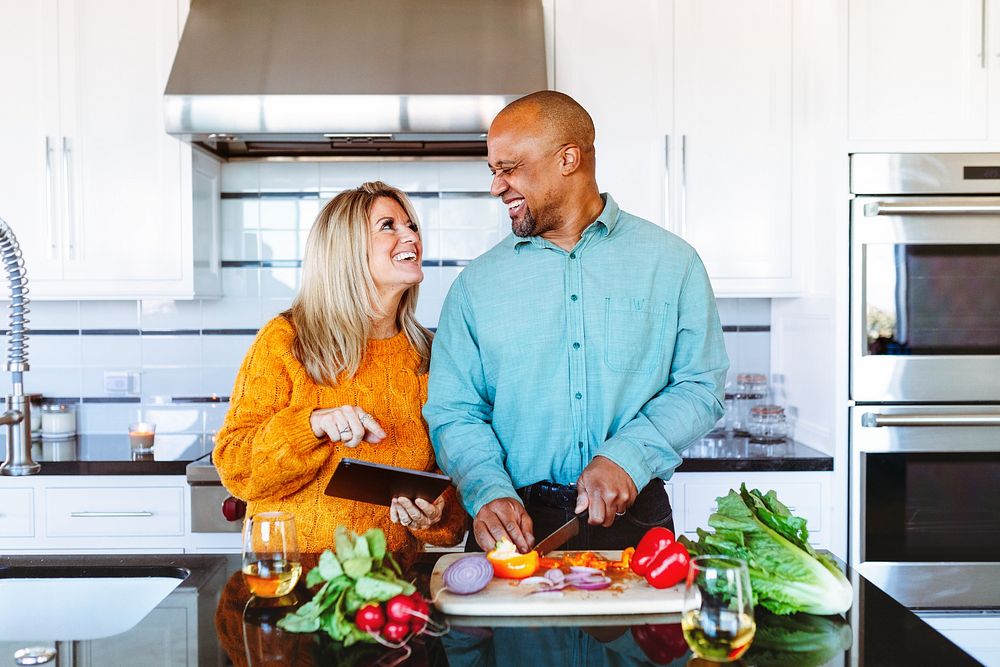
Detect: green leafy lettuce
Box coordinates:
(743, 608, 853, 666)
(679, 484, 853, 616)
(277, 526, 414, 646)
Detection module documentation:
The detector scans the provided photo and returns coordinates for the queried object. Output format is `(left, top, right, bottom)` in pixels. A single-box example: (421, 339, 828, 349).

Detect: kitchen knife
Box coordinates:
(534, 511, 588, 556)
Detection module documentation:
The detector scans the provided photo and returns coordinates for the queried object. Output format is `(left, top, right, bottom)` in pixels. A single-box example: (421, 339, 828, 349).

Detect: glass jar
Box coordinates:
(748, 404, 788, 443)
(733, 373, 768, 435)
(40, 403, 77, 437)
(27, 394, 43, 434)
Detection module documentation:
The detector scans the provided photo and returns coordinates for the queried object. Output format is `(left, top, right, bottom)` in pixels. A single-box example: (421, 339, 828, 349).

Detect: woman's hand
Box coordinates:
(390, 496, 445, 530)
(309, 405, 386, 447)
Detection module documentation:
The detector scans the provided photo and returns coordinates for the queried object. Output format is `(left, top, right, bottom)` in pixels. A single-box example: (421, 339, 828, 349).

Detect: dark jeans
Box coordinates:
(465, 479, 673, 552)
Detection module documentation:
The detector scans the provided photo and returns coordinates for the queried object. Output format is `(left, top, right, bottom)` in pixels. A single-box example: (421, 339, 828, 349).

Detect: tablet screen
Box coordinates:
(324, 458, 451, 507)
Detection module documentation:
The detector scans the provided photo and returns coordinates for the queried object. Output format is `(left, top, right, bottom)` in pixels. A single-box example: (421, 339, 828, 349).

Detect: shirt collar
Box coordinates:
(511, 193, 620, 254)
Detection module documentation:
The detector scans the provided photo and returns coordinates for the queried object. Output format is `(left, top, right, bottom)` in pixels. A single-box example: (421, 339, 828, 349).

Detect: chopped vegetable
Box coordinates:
(441, 555, 493, 595)
(487, 537, 540, 579)
(631, 623, 688, 664)
(611, 546, 635, 570)
(679, 484, 853, 616)
(630, 526, 690, 589)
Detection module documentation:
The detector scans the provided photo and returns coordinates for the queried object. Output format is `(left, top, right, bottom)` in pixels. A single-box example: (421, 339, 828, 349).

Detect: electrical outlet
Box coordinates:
(104, 371, 140, 395)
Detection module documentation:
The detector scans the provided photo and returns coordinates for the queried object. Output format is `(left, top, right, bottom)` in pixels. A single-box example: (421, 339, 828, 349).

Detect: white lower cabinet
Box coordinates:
(917, 613, 1000, 667)
(668, 471, 832, 550)
(0, 487, 34, 537)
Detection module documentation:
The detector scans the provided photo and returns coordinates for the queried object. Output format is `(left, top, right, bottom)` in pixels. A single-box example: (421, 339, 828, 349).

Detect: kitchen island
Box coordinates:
(0, 551, 983, 667)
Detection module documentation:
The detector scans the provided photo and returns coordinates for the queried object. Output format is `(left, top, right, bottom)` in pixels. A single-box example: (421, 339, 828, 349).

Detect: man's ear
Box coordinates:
(559, 145, 582, 175)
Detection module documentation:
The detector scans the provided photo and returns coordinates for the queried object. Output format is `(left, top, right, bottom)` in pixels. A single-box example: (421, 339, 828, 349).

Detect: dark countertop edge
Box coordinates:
(34, 461, 192, 475)
(675, 457, 833, 472)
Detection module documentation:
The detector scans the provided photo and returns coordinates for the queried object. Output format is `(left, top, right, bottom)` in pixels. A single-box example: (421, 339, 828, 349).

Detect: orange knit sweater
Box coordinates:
(214, 316, 467, 562)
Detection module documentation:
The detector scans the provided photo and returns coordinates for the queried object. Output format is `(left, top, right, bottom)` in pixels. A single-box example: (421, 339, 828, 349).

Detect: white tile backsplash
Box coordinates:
(12, 158, 771, 442)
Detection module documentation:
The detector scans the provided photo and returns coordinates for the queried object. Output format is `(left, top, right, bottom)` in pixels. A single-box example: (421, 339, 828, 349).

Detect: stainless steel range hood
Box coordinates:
(164, 0, 547, 158)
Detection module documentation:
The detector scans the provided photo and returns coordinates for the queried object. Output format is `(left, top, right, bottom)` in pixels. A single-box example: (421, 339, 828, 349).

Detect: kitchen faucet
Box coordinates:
(0, 217, 38, 475)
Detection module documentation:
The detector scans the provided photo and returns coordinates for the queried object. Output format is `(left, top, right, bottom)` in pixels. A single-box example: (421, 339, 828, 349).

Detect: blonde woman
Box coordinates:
(215, 182, 467, 562)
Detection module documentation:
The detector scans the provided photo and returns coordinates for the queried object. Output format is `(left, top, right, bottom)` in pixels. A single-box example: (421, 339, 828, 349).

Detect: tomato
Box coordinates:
(354, 603, 385, 632)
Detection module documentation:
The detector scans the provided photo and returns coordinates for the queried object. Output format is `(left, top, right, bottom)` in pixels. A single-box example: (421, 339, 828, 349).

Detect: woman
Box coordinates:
(215, 181, 466, 562)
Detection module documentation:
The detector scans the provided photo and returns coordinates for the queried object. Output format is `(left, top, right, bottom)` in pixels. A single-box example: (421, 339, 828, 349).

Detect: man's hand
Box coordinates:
(575, 456, 639, 528)
(473, 497, 534, 553)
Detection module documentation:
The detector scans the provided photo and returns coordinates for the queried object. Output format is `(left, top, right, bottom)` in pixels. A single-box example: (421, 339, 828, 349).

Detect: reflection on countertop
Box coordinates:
(678, 432, 833, 472)
(0, 551, 982, 667)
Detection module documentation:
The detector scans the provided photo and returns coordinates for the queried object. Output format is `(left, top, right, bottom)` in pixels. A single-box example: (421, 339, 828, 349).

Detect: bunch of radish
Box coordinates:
(353, 592, 442, 647)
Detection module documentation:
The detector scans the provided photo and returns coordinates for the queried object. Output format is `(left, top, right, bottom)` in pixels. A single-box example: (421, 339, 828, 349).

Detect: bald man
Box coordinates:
(424, 91, 729, 553)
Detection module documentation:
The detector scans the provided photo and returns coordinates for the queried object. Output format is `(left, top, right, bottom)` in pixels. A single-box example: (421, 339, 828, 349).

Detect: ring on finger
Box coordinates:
(339, 427, 352, 436)
(614, 510, 626, 517)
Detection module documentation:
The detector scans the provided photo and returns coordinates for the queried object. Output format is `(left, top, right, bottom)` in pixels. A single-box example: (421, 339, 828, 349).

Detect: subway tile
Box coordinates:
(141, 335, 203, 367)
(440, 195, 504, 230)
(202, 296, 262, 329)
(26, 301, 80, 330)
(220, 267, 261, 298)
(27, 367, 83, 398)
(139, 405, 202, 433)
(202, 366, 240, 398)
(260, 298, 294, 324)
(259, 229, 302, 260)
(82, 368, 129, 397)
(734, 332, 771, 380)
(140, 299, 202, 331)
(140, 368, 203, 399)
(81, 335, 141, 367)
(319, 162, 380, 191)
(408, 196, 441, 230)
(28, 335, 82, 367)
(715, 299, 740, 327)
(379, 162, 438, 191)
(297, 198, 321, 230)
(79, 301, 139, 329)
(414, 268, 442, 329)
(260, 267, 299, 298)
(77, 402, 139, 434)
(202, 334, 256, 367)
(439, 229, 501, 260)
(259, 162, 320, 192)
(439, 160, 491, 191)
(420, 228, 443, 262)
(203, 402, 230, 435)
(221, 162, 260, 193)
(221, 200, 261, 260)
(260, 199, 301, 231)
(736, 298, 772, 327)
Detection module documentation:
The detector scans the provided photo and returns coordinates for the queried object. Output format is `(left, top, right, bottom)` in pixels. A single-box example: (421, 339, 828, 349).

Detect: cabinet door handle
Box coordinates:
(862, 412, 1000, 427)
(70, 511, 155, 518)
(864, 201, 1000, 216)
(981, 0, 987, 68)
(663, 135, 671, 230)
(61, 137, 76, 260)
(679, 134, 688, 237)
(44, 136, 58, 260)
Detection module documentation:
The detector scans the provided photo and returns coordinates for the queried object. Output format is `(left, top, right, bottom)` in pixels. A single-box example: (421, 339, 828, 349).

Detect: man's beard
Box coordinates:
(511, 207, 537, 237)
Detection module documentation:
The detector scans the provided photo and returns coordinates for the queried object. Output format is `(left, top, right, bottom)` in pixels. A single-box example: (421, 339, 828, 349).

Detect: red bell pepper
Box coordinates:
(630, 623, 688, 664)
(630, 526, 691, 589)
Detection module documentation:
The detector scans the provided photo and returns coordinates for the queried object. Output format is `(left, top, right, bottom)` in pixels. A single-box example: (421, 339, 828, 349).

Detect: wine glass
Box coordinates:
(242, 511, 302, 599)
(681, 555, 756, 662)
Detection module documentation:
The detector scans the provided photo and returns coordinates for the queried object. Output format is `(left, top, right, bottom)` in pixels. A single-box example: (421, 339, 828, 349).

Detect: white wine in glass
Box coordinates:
(242, 511, 302, 598)
(682, 555, 756, 662)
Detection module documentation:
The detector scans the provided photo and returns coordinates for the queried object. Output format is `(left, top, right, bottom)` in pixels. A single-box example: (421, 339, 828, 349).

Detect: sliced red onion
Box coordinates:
(442, 555, 493, 595)
(568, 566, 603, 575)
(568, 576, 612, 590)
(544, 568, 565, 584)
(519, 576, 554, 586)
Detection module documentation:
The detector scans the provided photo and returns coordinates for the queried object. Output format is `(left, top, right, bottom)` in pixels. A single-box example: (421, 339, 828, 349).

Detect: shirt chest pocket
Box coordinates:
(604, 298, 672, 373)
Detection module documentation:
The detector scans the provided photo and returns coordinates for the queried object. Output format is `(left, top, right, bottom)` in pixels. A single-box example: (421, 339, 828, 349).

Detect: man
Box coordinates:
(424, 91, 728, 553)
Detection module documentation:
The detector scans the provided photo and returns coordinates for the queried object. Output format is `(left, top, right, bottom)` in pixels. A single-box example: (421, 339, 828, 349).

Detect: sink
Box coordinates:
(0, 565, 189, 641)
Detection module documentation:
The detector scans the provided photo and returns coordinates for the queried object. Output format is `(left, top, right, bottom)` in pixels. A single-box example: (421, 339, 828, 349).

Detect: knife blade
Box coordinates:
(534, 511, 588, 556)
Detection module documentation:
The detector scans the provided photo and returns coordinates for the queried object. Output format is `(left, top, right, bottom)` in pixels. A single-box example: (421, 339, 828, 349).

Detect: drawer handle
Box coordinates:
(70, 511, 154, 518)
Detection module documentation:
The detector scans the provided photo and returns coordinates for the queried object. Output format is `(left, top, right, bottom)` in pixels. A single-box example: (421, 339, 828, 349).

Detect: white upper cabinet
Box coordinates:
(552, 0, 797, 296)
(0, 0, 217, 299)
(849, 0, 993, 141)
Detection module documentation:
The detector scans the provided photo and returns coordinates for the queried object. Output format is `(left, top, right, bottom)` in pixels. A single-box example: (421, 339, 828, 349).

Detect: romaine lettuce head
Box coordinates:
(679, 484, 853, 616)
(743, 608, 853, 667)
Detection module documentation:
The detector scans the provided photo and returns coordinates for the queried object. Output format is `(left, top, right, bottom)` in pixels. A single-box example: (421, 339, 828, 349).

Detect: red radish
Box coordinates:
(385, 594, 419, 623)
(381, 620, 409, 643)
(354, 603, 385, 632)
(408, 593, 430, 633)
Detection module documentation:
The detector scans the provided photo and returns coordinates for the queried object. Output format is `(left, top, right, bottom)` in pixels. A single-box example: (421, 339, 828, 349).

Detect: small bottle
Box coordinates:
(733, 373, 768, 436)
(748, 404, 788, 443)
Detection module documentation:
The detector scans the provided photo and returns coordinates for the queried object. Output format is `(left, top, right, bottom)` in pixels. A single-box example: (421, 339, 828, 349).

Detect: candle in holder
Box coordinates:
(41, 404, 76, 436)
(128, 422, 156, 452)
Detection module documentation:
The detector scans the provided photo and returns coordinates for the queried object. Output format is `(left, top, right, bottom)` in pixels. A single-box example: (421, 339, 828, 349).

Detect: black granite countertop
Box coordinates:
(0, 551, 980, 666)
(8, 432, 831, 476)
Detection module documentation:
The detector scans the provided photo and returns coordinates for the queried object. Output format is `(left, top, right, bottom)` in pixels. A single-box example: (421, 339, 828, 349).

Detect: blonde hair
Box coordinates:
(286, 181, 432, 385)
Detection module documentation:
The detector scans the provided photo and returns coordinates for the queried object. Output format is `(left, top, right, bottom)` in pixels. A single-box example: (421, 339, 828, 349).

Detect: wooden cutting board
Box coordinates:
(429, 550, 685, 616)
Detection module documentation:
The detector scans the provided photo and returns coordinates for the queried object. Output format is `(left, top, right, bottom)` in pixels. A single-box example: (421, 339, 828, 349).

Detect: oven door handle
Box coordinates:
(861, 412, 1000, 427)
(864, 201, 1000, 216)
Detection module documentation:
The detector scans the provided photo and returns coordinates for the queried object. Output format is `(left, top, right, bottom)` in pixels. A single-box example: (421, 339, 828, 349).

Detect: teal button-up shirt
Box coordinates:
(424, 194, 728, 517)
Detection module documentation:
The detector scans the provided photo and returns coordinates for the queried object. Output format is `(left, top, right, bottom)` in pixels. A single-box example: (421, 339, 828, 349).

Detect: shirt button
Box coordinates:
(577, 441, 584, 449)
(572, 342, 581, 349)
(569, 252, 577, 259)
(575, 392, 583, 400)
(570, 294, 578, 301)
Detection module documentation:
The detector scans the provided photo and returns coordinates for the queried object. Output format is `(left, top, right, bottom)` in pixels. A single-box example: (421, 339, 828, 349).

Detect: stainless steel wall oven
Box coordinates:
(850, 154, 1000, 606)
